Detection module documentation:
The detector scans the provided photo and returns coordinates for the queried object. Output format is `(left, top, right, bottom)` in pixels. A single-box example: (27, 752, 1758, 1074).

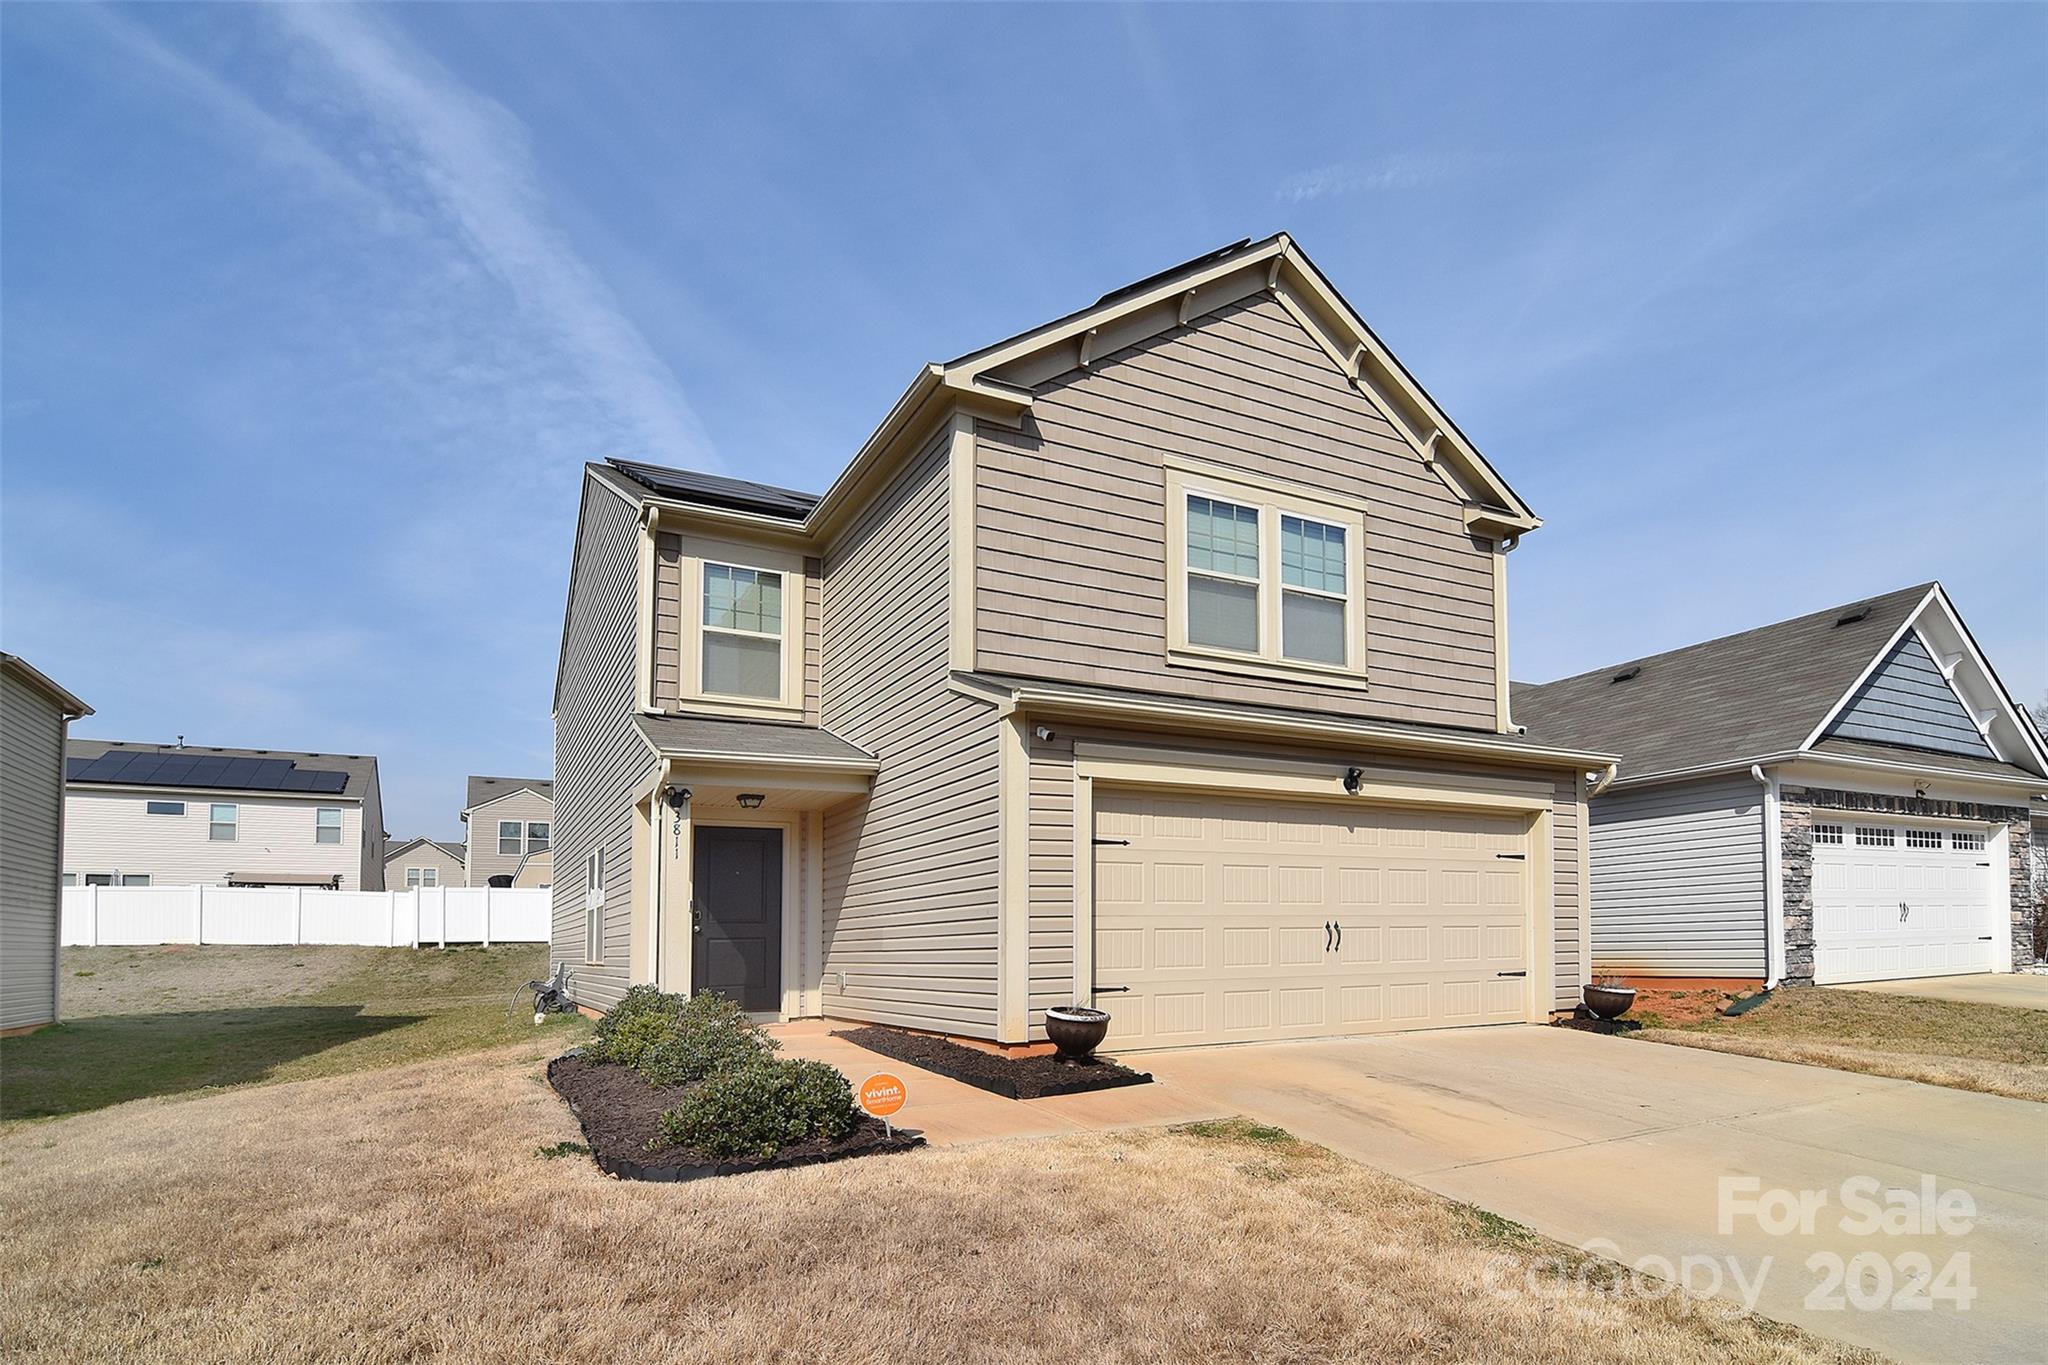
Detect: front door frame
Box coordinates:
(1068, 740, 1558, 1027)
(642, 797, 810, 1019)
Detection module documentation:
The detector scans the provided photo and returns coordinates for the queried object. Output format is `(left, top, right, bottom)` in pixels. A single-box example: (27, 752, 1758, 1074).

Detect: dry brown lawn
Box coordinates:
(0, 1038, 1873, 1364)
(1639, 986, 2048, 1103)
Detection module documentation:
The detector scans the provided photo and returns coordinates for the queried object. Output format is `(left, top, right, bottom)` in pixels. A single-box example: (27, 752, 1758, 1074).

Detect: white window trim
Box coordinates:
(526, 821, 550, 852)
(406, 866, 439, 888)
(499, 819, 523, 856)
(209, 804, 238, 842)
(1164, 460, 1369, 689)
(315, 807, 343, 844)
(658, 532, 807, 722)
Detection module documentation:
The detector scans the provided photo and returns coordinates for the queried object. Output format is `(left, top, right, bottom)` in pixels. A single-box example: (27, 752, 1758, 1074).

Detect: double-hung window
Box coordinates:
(209, 804, 238, 841)
(499, 820, 523, 856)
(1168, 462, 1366, 683)
(315, 807, 342, 844)
(526, 822, 550, 853)
(701, 563, 784, 700)
(406, 866, 438, 888)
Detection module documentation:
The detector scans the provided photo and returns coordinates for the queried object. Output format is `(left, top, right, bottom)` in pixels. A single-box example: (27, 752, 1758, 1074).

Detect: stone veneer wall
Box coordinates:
(1777, 786, 2038, 986)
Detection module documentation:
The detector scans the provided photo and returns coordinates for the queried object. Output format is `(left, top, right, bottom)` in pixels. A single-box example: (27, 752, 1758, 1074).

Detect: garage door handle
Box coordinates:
(1334, 922, 1342, 950)
(1093, 837, 1130, 847)
(1325, 921, 1334, 952)
(1495, 853, 1526, 861)
(1093, 985, 1132, 994)
(1497, 970, 1527, 978)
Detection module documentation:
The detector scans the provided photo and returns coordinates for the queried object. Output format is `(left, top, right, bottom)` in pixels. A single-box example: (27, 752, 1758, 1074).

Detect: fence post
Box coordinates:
(89, 884, 101, 947)
(193, 885, 206, 945)
(386, 890, 397, 948)
(439, 887, 447, 951)
(483, 886, 494, 949)
(293, 886, 305, 946)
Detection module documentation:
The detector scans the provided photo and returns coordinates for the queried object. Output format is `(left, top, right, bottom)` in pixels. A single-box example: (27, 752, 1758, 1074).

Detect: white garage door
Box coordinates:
(1092, 789, 1531, 1050)
(1812, 819, 1999, 984)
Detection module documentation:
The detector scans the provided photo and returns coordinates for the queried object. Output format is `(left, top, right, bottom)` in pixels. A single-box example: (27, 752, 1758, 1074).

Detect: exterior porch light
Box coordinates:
(1343, 766, 1365, 795)
(737, 793, 766, 810)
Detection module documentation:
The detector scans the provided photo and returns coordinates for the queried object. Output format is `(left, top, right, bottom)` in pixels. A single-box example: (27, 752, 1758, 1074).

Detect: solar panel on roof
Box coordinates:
(607, 459, 819, 520)
(66, 750, 350, 794)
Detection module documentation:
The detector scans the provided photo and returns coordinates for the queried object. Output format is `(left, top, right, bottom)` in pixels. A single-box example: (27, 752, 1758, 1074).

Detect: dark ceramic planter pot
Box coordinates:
(1583, 984, 1637, 1020)
(1044, 1006, 1112, 1063)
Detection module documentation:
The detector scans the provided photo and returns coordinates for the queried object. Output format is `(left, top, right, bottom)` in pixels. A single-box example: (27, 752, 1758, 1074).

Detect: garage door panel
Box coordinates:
(1812, 820, 1997, 985)
(1095, 790, 1532, 1049)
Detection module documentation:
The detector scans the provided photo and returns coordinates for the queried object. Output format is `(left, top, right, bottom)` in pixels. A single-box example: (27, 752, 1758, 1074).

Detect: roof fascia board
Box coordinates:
(1005, 681, 1616, 771)
(643, 749, 879, 775)
(641, 497, 814, 547)
(1796, 586, 1938, 753)
(1610, 748, 2043, 795)
(2, 657, 92, 717)
(985, 269, 1275, 391)
(463, 786, 553, 818)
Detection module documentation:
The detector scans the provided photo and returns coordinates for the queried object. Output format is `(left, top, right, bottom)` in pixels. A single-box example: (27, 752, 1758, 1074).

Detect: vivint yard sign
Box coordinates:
(858, 1074, 907, 1136)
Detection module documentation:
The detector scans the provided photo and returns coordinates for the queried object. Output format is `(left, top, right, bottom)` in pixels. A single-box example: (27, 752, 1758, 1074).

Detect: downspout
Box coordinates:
(1752, 764, 1783, 988)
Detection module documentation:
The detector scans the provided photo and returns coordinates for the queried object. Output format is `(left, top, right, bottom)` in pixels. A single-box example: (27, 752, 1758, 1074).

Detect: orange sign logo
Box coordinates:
(858, 1073, 907, 1118)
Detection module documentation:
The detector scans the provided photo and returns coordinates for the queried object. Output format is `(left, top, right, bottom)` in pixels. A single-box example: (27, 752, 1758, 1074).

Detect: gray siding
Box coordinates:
(1, 669, 65, 1031)
(553, 476, 658, 1012)
(1024, 724, 1591, 1020)
(1589, 774, 1766, 977)
(820, 430, 1003, 1037)
(1825, 631, 1994, 760)
(974, 293, 1500, 731)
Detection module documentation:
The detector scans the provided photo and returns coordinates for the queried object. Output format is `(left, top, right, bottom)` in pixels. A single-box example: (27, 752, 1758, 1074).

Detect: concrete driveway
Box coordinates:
(1138, 1026, 2047, 1364)
(1833, 973, 2048, 1011)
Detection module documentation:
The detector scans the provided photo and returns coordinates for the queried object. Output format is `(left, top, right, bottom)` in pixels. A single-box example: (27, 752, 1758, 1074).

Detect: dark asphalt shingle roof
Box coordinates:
(1511, 584, 1958, 782)
(66, 739, 378, 799)
(635, 714, 875, 764)
(385, 836, 466, 864)
(464, 776, 553, 810)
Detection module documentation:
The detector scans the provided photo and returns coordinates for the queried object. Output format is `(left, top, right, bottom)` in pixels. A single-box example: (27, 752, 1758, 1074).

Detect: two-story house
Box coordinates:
(460, 776, 552, 887)
(553, 234, 1617, 1049)
(64, 739, 385, 890)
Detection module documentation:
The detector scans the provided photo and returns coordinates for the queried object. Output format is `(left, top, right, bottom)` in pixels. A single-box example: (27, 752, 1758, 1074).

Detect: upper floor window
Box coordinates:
(209, 804, 238, 841)
(527, 821, 550, 853)
(1167, 461, 1367, 686)
(406, 866, 438, 888)
(499, 820, 523, 856)
(702, 563, 784, 700)
(315, 807, 342, 844)
(146, 800, 186, 816)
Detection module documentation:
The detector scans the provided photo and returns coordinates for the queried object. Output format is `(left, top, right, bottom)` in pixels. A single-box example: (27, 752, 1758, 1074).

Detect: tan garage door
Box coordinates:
(1093, 789, 1531, 1049)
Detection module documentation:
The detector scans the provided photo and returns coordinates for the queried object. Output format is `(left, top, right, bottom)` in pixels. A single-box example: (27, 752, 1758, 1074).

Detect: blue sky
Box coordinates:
(4, 3, 2043, 839)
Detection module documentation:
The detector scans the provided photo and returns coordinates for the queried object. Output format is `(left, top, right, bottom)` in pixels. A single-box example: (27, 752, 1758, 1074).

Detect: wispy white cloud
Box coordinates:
(1276, 153, 1476, 203)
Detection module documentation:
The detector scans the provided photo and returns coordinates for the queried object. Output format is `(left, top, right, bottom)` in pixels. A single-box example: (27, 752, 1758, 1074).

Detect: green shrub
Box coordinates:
(654, 1058, 857, 1159)
(637, 990, 777, 1087)
(585, 984, 683, 1068)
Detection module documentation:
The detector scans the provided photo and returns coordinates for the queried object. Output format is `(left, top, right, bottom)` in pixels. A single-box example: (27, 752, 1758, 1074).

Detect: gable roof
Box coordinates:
(589, 233, 1537, 542)
(1513, 583, 2045, 786)
(1, 653, 92, 718)
(385, 836, 465, 864)
(464, 775, 553, 811)
(66, 739, 377, 799)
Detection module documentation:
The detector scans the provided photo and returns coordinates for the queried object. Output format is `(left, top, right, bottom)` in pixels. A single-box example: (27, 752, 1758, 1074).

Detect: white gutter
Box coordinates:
(1608, 748, 2045, 794)
(1752, 764, 1783, 989)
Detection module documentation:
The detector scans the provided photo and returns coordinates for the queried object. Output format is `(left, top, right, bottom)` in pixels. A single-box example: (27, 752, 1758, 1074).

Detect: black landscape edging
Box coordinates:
(831, 1025, 1153, 1100)
(546, 1055, 925, 1183)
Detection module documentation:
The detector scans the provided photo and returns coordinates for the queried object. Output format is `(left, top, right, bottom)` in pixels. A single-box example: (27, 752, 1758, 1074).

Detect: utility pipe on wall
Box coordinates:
(1752, 764, 1783, 989)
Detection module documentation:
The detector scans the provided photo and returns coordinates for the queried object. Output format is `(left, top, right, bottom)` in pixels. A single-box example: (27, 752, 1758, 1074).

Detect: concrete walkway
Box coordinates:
(1833, 973, 2048, 1011)
(770, 1020, 1226, 1146)
(1140, 1026, 2048, 1365)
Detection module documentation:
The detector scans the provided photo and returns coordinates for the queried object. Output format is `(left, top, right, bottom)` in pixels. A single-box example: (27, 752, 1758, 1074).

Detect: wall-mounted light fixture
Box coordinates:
(1032, 725, 1055, 742)
(664, 787, 691, 812)
(1343, 766, 1365, 795)
(737, 793, 766, 810)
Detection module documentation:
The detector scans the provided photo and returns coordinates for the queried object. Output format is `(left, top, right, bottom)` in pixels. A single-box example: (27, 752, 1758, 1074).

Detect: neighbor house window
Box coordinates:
(84, 873, 113, 887)
(527, 821, 550, 852)
(1168, 464, 1366, 682)
(145, 800, 185, 816)
(584, 846, 605, 963)
(1905, 829, 1942, 849)
(499, 820, 522, 856)
(120, 874, 150, 887)
(701, 563, 784, 700)
(1813, 824, 1843, 845)
(209, 804, 238, 841)
(62, 873, 77, 887)
(406, 867, 438, 888)
(315, 807, 342, 844)
(1855, 826, 1893, 847)
(1951, 831, 1986, 851)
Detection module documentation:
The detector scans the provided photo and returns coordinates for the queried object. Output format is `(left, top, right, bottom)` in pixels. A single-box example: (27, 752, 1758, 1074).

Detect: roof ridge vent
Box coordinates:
(1835, 604, 1873, 626)
(1611, 665, 1642, 684)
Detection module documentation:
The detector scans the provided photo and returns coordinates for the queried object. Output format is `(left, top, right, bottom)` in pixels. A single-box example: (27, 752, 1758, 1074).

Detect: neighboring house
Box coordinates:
(1515, 584, 2047, 988)
(64, 740, 386, 890)
(462, 776, 552, 886)
(1, 655, 92, 1036)
(384, 837, 466, 890)
(553, 233, 1617, 1049)
(512, 847, 553, 889)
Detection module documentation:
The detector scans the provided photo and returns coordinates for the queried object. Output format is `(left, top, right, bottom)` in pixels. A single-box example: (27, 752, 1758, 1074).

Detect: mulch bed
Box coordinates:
(832, 1025, 1153, 1100)
(547, 1053, 923, 1182)
(1552, 1015, 1644, 1036)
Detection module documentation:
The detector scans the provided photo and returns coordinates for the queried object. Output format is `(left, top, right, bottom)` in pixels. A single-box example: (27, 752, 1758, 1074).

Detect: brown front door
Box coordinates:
(692, 826, 783, 1012)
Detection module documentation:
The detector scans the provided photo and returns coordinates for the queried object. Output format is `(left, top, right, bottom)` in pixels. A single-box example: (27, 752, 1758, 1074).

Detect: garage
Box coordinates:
(1811, 818, 2000, 984)
(1091, 788, 1533, 1049)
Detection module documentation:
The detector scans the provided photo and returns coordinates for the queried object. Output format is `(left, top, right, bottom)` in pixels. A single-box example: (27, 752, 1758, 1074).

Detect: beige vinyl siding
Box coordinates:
(1021, 724, 1590, 1025)
(553, 475, 659, 1012)
(974, 294, 1499, 730)
(2, 669, 66, 1030)
(464, 787, 554, 887)
(383, 841, 466, 890)
(1589, 775, 1768, 978)
(652, 534, 822, 723)
(63, 790, 368, 889)
(820, 430, 1002, 1037)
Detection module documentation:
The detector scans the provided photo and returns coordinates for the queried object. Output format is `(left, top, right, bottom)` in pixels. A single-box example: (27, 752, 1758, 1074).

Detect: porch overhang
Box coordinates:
(633, 713, 878, 814)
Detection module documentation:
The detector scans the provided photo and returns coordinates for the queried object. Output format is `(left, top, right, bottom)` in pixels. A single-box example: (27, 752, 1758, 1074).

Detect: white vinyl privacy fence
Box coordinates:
(62, 885, 550, 948)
